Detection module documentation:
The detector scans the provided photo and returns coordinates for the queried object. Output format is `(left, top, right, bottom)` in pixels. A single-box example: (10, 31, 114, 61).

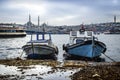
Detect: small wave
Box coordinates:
(0, 52, 3, 53)
(6, 48, 22, 50)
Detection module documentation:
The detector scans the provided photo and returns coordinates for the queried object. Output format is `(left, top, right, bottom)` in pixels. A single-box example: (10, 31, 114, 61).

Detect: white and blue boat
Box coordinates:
(63, 30, 106, 59)
(22, 33, 58, 59)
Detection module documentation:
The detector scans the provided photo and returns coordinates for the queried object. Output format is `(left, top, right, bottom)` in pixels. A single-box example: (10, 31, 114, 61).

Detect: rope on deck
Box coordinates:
(103, 54, 116, 62)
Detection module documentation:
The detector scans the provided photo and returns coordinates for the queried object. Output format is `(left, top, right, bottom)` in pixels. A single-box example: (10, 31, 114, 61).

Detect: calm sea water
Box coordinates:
(0, 34, 120, 80)
(0, 34, 120, 62)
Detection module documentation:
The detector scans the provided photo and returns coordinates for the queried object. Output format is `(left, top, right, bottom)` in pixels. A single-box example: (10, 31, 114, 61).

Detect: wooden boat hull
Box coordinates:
(22, 44, 58, 59)
(63, 40, 106, 58)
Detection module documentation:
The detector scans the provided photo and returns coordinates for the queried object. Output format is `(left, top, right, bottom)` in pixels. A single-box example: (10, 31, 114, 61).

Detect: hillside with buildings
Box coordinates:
(1, 15, 120, 34)
(23, 15, 120, 34)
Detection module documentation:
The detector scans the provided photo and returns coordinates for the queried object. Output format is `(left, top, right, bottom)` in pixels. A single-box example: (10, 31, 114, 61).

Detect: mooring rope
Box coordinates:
(103, 53, 116, 62)
(94, 44, 116, 62)
(19, 51, 24, 58)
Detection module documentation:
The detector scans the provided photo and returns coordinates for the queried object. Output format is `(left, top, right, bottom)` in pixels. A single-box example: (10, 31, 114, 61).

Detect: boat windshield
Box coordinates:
(86, 31, 93, 36)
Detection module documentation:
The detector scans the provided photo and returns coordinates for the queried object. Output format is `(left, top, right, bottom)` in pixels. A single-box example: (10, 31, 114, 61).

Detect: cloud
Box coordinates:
(112, 0, 118, 5)
(0, 0, 120, 25)
(4, 0, 47, 16)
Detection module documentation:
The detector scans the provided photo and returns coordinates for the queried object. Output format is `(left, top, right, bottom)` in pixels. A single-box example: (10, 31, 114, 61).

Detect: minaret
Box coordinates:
(114, 15, 116, 23)
(29, 14, 31, 22)
(38, 16, 40, 27)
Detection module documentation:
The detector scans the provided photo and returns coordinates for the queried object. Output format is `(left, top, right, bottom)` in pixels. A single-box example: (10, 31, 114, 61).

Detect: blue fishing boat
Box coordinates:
(63, 30, 106, 59)
(22, 33, 58, 59)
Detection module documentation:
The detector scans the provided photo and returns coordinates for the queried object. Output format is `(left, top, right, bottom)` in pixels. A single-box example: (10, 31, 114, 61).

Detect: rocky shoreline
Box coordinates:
(71, 63, 120, 80)
(0, 59, 120, 80)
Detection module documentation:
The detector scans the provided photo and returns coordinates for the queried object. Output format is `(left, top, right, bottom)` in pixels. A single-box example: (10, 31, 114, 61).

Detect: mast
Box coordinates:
(29, 14, 31, 22)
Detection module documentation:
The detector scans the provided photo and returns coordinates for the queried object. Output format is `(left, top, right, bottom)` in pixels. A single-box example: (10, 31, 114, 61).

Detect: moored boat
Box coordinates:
(22, 33, 58, 59)
(63, 30, 106, 59)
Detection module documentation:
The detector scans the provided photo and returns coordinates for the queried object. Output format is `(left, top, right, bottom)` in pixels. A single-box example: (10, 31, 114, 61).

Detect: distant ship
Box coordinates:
(0, 26, 26, 38)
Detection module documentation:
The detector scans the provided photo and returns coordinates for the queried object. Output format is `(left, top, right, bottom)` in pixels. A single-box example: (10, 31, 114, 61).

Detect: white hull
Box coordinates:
(22, 43, 58, 59)
(23, 44, 57, 55)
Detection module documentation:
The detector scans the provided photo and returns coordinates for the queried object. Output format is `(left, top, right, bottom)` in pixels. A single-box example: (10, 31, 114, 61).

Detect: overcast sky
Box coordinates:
(0, 0, 120, 25)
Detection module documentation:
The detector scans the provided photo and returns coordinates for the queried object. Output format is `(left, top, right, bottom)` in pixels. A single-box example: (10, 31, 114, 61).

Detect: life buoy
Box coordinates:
(79, 29, 85, 32)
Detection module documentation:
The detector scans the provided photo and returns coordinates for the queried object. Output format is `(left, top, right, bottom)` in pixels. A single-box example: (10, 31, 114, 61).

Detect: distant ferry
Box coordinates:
(0, 26, 26, 38)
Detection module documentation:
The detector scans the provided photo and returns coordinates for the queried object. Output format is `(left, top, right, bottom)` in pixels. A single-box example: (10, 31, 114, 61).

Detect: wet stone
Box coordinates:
(71, 64, 120, 80)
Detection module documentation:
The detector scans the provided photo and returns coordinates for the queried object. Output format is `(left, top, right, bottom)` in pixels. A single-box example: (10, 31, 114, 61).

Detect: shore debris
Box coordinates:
(0, 59, 120, 80)
(0, 59, 60, 66)
(71, 63, 120, 80)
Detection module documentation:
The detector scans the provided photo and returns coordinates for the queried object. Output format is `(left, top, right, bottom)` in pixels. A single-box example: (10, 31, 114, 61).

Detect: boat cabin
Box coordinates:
(69, 31, 95, 44)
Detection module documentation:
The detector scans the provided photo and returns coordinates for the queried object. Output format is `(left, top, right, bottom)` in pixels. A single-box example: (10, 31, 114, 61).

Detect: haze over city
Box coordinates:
(0, 0, 120, 25)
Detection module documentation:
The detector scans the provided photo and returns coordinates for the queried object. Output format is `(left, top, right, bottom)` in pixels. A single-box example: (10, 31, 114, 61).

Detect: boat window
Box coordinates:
(1, 30, 15, 32)
(12, 30, 16, 32)
(87, 31, 92, 36)
(71, 31, 77, 36)
(16, 30, 24, 32)
(79, 31, 84, 34)
(76, 39, 84, 43)
(0, 30, 5, 32)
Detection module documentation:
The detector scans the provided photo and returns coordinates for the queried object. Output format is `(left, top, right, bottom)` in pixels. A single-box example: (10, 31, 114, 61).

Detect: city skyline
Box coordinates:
(0, 0, 120, 25)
